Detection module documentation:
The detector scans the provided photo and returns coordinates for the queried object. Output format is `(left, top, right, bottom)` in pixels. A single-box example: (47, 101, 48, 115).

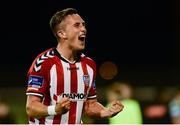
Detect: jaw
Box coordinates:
(77, 40, 85, 51)
(77, 42, 85, 51)
(68, 36, 86, 51)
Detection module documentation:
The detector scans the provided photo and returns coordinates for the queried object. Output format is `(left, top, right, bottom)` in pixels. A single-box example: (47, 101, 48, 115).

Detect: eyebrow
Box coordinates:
(73, 21, 86, 26)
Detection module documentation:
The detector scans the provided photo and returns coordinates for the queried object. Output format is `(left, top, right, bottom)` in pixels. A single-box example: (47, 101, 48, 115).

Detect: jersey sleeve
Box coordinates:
(26, 58, 50, 98)
(87, 59, 97, 99)
(87, 79, 97, 99)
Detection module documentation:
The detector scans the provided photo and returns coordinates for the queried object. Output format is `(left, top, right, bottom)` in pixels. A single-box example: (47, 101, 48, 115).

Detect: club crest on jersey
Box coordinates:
(28, 75, 44, 88)
(83, 75, 90, 86)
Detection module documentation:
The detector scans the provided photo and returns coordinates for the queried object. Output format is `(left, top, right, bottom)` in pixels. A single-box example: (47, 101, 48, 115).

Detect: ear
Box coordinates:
(57, 30, 66, 39)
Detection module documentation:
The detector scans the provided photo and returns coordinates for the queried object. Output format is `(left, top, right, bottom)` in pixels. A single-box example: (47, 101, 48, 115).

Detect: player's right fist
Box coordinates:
(55, 97, 71, 115)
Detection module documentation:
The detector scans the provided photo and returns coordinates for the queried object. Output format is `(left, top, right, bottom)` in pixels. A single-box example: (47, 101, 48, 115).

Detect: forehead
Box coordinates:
(63, 14, 84, 25)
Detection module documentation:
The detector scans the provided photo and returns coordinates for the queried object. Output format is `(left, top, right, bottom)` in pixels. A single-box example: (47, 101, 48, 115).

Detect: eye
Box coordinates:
(73, 22, 86, 28)
(74, 23, 80, 28)
(82, 22, 86, 27)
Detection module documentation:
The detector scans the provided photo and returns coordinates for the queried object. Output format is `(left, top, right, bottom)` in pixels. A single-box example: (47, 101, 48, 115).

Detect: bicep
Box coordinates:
(26, 95, 48, 118)
(26, 95, 42, 107)
(27, 95, 42, 102)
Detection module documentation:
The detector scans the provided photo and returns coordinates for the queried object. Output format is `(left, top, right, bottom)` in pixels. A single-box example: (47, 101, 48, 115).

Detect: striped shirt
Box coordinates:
(26, 48, 97, 124)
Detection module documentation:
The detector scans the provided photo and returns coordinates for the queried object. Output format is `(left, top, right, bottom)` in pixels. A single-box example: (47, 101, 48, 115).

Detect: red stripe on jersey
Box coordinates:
(39, 119, 45, 124)
(68, 64, 77, 124)
(53, 94, 57, 101)
(29, 117, 35, 123)
(56, 58, 64, 95)
(81, 62, 88, 97)
(53, 58, 64, 124)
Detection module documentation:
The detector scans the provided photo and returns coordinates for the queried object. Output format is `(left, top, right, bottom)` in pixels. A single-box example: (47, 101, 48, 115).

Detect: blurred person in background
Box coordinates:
(106, 81, 143, 124)
(143, 87, 171, 124)
(25, 8, 124, 124)
(0, 101, 15, 124)
(169, 88, 180, 124)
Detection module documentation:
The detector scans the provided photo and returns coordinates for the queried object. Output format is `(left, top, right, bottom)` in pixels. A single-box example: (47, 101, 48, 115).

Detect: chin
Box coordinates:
(79, 45, 85, 50)
(79, 48, 85, 52)
(77, 47, 85, 52)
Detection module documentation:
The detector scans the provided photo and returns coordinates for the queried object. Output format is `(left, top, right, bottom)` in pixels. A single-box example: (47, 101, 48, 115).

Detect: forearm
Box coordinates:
(84, 99, 109, 119)
(84, 99, 124, 119)
(26, 95, 70, 119)
(26, 98, 48, 119)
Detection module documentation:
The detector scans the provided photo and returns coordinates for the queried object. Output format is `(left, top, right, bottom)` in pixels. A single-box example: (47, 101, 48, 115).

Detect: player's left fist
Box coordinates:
(109, 100, 124, 117)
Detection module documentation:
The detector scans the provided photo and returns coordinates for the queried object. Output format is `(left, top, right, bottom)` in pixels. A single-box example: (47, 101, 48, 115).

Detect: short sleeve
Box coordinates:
(26, 58, 50, 98)
(87, 79, 97, 99)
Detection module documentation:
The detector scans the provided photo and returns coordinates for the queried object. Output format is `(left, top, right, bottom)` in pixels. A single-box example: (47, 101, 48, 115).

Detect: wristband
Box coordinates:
(47, 105, 57, 116)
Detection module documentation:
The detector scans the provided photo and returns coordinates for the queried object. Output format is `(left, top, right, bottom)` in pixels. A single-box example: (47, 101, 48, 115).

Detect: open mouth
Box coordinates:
(78, 35, 85, 41)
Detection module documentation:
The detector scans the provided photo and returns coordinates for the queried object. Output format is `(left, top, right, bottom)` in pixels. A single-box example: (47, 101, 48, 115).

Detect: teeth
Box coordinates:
(78, 36, 85, 41)
(78, 34, 86, 41)
(79, 34, 85, 37)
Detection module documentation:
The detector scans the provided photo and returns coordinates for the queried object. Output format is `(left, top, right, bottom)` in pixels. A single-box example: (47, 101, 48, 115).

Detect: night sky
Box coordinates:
(0, 0, 179, 87)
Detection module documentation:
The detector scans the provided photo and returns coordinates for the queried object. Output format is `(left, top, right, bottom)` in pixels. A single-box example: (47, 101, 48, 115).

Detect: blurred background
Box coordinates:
(0, 0, 179, 124)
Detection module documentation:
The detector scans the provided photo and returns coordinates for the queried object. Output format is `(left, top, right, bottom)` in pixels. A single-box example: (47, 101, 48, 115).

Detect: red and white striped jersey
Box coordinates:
(26, 48, 97, 124)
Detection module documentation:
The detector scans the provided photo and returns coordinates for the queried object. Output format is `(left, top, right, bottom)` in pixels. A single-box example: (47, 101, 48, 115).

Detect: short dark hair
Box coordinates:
(49, 8, 78, 35)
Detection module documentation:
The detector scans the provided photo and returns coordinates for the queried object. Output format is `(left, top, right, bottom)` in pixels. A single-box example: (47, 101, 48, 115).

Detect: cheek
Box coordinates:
(68, 31, 78, 40)
(69, 35, 78, 43)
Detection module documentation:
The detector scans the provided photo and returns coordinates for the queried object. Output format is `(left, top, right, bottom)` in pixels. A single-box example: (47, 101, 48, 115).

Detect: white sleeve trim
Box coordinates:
(26, 92, 43, 97)
(87, 95, 97, 99)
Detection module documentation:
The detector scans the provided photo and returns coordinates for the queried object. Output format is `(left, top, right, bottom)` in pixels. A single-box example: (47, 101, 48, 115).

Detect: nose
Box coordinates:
(81, 24, 86, 33)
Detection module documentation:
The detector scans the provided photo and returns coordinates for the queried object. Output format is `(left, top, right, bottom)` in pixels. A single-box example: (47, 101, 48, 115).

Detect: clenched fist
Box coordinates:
(100, 100, 124, 118)
(55, 97, 71, 115)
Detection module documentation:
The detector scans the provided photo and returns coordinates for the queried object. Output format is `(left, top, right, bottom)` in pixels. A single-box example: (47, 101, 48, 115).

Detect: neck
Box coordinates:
(56, 43, 78, 63)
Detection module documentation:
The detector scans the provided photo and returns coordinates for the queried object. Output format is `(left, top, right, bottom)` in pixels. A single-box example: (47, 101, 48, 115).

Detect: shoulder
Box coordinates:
(35, 48, 54, 59)
(80, 53, 96, 69)
(29, 48, 55, 72)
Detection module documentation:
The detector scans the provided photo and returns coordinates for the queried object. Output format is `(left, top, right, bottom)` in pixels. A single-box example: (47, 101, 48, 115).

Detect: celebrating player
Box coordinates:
(26, 8, 124, 124)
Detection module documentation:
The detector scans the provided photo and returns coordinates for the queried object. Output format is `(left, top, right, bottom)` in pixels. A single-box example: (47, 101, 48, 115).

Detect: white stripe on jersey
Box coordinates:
(45, 64, 57, 124)
(34, 118, 39, 124)
(75, 62, 85, 123)
(60, 61, 70, 124)
(49, 64, 57, 105)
